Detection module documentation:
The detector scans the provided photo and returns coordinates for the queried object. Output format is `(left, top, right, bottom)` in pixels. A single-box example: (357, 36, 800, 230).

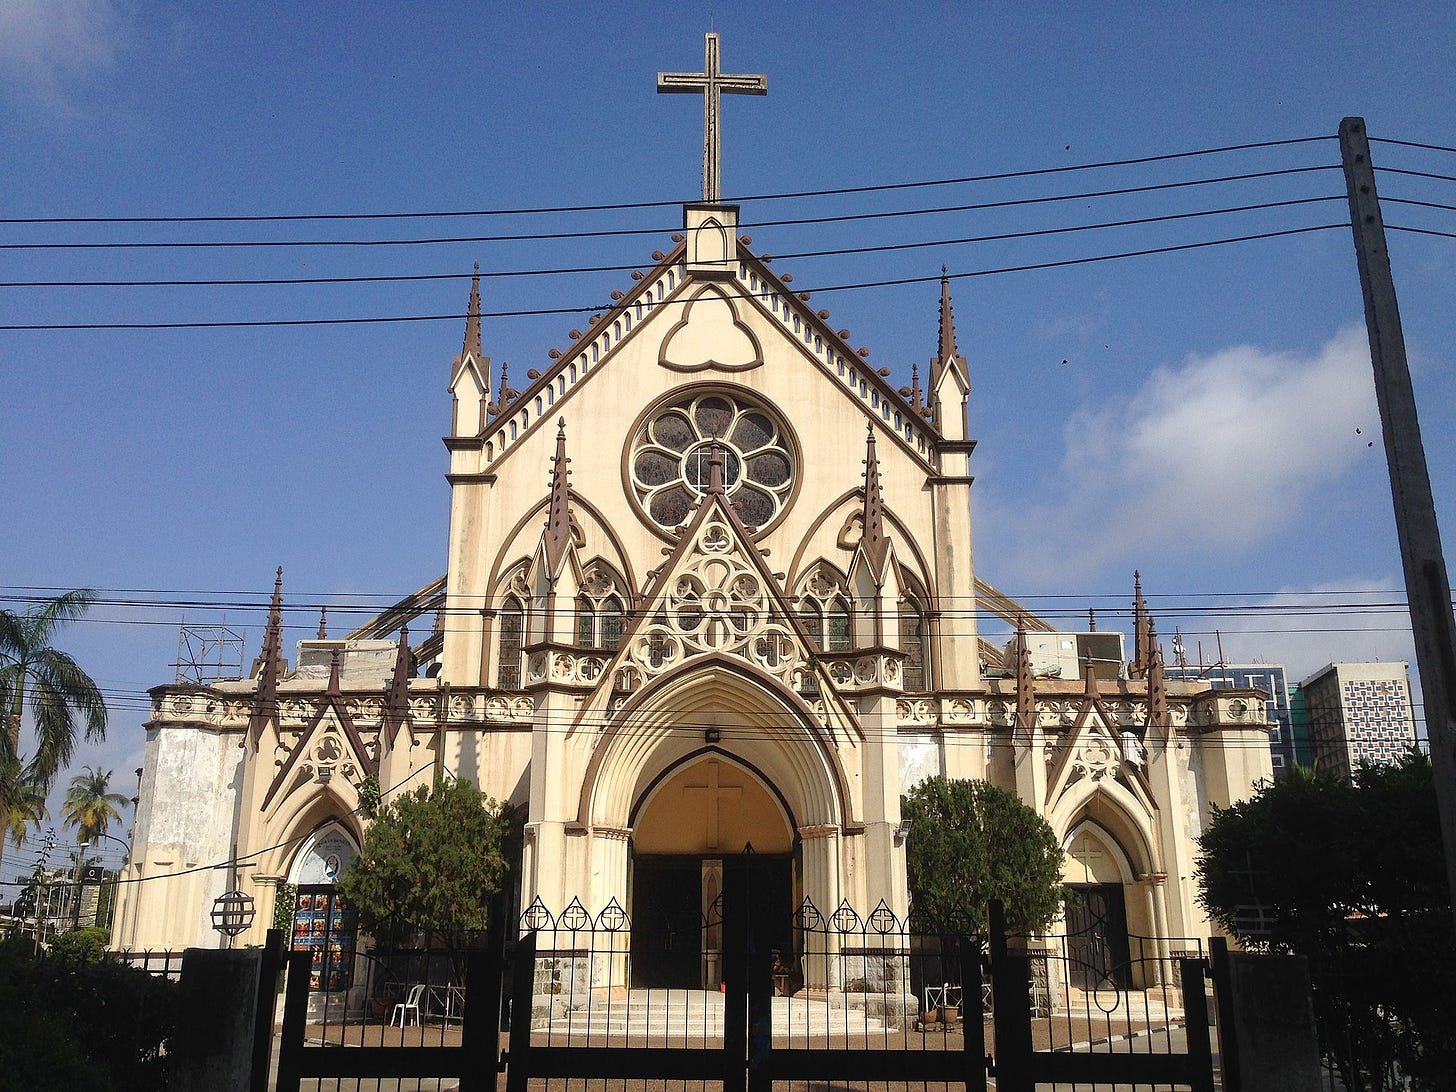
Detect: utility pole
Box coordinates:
(1339, 117, 1456, 921)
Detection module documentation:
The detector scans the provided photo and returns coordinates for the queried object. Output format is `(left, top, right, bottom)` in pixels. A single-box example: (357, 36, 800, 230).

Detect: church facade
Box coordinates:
(112, 201, 1272, 975)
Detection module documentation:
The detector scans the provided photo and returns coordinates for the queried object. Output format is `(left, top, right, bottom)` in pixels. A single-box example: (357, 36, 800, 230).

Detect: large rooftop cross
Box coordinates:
(657, 32, 767, 203)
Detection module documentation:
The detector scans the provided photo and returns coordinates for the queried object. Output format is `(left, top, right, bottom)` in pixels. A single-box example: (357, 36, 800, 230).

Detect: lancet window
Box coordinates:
(495, 568, 531, 689)
(576, 563, 627, 651)
(797, 565, 853, 653)
(900, 595, 928, 692)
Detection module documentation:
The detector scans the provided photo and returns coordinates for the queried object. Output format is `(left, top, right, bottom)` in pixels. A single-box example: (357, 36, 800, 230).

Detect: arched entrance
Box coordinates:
(629, 754, 794, 988)
(1063, 823, 1135, 989)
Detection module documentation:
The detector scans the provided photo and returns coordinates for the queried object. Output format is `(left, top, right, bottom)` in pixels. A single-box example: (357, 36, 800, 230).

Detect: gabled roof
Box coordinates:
(476, 224, 945, 472)
(262, 648, 378, 811)
(568, 443, 863, 744)
(1044, 654, 1156, 812)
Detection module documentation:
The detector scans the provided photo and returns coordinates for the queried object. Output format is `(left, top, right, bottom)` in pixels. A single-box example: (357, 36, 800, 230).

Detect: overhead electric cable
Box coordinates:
(1374, 166, 1456, 184)
(0, 223, 1347, 331)
(0, 166, 1340, 251)
(1387, 225, 1456, 240)
(0, 195, 1346, 289)
(0, 135, 1335, 225)
(1370, 136, 1456, 155)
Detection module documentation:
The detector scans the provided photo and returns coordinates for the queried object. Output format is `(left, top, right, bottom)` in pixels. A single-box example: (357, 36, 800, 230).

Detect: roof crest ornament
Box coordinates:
(657, 32, 767, 203)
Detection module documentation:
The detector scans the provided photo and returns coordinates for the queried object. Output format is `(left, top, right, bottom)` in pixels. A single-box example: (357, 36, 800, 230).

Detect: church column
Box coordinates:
(856, 692, 908, 920)
(797, 824, 842, 991)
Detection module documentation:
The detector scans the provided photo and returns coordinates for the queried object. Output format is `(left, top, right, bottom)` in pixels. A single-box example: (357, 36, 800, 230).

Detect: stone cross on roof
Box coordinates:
(657, 32, 766, 203)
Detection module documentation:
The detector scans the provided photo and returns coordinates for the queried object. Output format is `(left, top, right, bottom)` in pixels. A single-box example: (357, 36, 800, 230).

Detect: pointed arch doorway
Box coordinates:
(629, 754, 795, 988)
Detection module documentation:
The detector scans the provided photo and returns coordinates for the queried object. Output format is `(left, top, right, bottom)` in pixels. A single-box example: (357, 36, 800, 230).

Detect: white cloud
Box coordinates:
(0, 0, 121, 110)
(990, 325, 1378, 584)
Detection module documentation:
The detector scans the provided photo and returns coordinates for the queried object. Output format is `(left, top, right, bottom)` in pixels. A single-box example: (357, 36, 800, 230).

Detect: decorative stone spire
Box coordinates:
(910, 362, 923, 412)
(1083, 646, 1100, 698)
(860, 425, 890, 577)
(462, 262, 483, 362)
(326, 646, 343, 696)
(248, 567, 286, 746)
(543, 419, 574, 573)
(1146, 616, 1168, 732)
(931, 266, 965, 387)
(1015, 618, 1036, 733)
(1129, 570, 1150, 679)
(383, 624, 411, 744)
(316, 605, 328, 640)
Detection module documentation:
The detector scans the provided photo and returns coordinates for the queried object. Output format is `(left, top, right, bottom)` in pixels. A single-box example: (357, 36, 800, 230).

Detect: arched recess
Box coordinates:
(256, 783, 365, 881)
(1062, 819, 1137, 886)
(631, 748, 795, 855)
(286, 819, 362, 887)
(1054, 801, 1160, 983)
(1047, 777, 1159, 879)
(576, 660, 856, 836)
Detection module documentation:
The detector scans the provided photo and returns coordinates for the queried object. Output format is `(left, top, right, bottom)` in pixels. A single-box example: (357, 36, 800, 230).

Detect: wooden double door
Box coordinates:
(1065, 882, 1132, 989)
(630, 853, 792, 989)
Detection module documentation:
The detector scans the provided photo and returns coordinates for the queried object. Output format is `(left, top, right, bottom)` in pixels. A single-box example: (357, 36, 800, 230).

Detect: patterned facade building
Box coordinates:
(1299, 661, 1418, 778)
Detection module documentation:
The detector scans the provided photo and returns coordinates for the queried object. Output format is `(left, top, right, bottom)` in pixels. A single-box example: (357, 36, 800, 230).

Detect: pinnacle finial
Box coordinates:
(1015, 618, 1036, 732)
(543, 418, 575, 573)
(936, 267, 959, 371)
(860, 425, 890, 576)
(1083, 647, 1100, 697)
(708, 438, 727, 495)
(462, 264, 483, 362)
(327, 646, 343, 695)
(317, 605, 328, 640)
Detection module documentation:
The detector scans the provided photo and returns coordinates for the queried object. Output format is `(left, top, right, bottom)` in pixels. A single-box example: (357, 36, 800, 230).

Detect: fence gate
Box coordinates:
(987, 900, 1216, 1092)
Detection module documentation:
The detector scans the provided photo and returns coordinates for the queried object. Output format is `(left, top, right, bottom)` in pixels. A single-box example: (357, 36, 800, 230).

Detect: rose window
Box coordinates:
(630, 392, 795, 532)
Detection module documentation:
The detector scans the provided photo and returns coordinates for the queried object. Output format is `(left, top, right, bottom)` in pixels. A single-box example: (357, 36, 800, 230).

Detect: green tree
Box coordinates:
(337, 777, 517, 951)
(1197, 752, 1454, 1090)
(61, 766, 128, 847)
(1, 757, 49, 852)
(901, 777, 1066, 936)
(0, 590, 108, 871)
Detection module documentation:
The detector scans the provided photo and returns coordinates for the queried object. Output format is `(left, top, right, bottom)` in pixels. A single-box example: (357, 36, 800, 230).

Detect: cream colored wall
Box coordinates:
(113, 721, 242, 950)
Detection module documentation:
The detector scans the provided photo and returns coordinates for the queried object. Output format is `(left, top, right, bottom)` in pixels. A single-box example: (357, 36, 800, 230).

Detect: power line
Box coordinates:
(0, 166, 1339, 252)
(0, 135, 1336, 226)
(0, 223, 1347, 332)
(1388, 225, 1456, 241)
(1370, 136, 1456, 156)
(0, 195, 1346, 290)
(1375, 166, 1456, 184)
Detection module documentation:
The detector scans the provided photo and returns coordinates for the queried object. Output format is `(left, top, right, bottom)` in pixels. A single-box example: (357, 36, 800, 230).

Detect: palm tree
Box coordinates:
(0, 589, 108, 871)
(61, 766, 128, 847)
(0, 757, 49, 851)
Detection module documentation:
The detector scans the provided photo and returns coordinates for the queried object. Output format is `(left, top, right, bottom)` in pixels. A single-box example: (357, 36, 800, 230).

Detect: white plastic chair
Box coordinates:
(390, 983, 426, 1027)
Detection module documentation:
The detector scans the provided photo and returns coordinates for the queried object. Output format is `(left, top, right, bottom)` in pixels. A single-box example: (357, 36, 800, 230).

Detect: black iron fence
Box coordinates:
(266, 882, 1228, 1091)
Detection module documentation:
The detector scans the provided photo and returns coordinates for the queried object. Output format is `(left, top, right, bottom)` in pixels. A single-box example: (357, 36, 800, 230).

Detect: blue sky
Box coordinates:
(2, 2, 1454, 879)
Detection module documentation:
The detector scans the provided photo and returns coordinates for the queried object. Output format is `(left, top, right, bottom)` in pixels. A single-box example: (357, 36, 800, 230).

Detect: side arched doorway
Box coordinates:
(1063, 823, 1135, 989)
(629, 753, 795, 988)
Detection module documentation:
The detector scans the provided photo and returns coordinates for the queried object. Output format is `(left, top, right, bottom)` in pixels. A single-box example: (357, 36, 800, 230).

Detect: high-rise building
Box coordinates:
(1166, 664, 1293, 775)
(1298, 662, 1417, 778)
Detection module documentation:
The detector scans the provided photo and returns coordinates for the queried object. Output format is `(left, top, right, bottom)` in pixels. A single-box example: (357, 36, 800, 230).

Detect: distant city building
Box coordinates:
(1166, 664, 1294, 775)
(1298, 662, 1417, 778)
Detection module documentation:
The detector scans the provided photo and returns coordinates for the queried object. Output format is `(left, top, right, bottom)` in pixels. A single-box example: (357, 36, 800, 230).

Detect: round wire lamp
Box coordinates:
(210, 890, 256, 938)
